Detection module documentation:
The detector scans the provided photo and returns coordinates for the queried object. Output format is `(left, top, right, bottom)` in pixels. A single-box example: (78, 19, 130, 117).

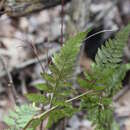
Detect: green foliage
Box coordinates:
(26, 93, 48, 104)
(79, 24, 130, 130)
(4, 104, 39, 130)
(4, 24, 130, 130)
(47, 103, 78, 128)
(26, 31, 87, 127)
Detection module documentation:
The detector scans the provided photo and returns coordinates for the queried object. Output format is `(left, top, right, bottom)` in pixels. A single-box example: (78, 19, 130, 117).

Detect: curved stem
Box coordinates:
(23, 90, 96, 130)
(83, 29, 117, 42)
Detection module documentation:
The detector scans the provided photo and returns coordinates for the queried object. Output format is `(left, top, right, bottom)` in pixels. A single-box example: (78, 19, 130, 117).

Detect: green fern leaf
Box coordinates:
(4, 104, 39, 130)
(26, 93, 48, 104)
(47, 103, 78, 128)
(35, 83, 52, 92)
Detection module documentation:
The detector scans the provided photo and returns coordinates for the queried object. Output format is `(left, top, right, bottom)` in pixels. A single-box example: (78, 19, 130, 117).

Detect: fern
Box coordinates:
(26, 31, 87, 128)
(79, 24, 130, 130)
(4, 104, 39, 130)
(4, 25, 130, 130)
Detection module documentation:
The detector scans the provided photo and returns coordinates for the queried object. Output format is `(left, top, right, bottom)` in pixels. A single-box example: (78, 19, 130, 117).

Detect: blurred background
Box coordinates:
(0, 0, 130, 129)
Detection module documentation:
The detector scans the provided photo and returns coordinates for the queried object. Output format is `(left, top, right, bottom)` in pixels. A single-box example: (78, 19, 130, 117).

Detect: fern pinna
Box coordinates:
(4, 24, 130, 130)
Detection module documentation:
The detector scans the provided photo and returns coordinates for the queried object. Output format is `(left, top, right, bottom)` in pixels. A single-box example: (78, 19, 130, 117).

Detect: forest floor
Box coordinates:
(0, 0, 130, 130)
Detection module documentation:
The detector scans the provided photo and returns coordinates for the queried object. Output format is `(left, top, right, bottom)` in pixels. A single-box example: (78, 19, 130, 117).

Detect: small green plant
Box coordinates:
(4, 24, 130, 130)
(4, 104, 39, 130)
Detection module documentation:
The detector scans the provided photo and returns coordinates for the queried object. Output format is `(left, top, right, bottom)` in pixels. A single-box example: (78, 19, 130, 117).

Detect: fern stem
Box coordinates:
(83, 29, 117, 42)
(49, 52, 67, 107)
(49, 0, 65, 107)
(23, 90, 96, 130)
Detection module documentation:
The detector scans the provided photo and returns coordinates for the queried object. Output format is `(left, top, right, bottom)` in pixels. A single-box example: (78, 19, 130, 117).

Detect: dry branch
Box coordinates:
(1, 0, 70, 17)
(0, 45, 60, 78)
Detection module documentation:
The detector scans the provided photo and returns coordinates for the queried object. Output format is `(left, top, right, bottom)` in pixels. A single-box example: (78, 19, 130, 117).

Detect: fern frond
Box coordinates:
(79, 24, 130, 130)
(26, 31, 87, 128)
(95, 25, 130, 67)
(53, 32, 86, 79)
(4, 104, 39, 130)
(27, 32, 87, 104)
(45, 32, 87, 126)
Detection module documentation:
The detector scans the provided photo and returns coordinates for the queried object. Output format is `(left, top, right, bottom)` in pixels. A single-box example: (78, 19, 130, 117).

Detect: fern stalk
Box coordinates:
(23, 90, 95, 130)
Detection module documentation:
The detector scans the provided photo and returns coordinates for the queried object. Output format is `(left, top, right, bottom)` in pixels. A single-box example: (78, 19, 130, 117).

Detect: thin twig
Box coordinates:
(23, 90, 96, 130)
(0, 34, 45, 73)
(28, 40, 45, 73)
(0, 46, 60, 77)
(0, 56, 18, 104)
(113, 86, 130, 101)
(0, 33, 61, 78)
(17, 31, 46, 74)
